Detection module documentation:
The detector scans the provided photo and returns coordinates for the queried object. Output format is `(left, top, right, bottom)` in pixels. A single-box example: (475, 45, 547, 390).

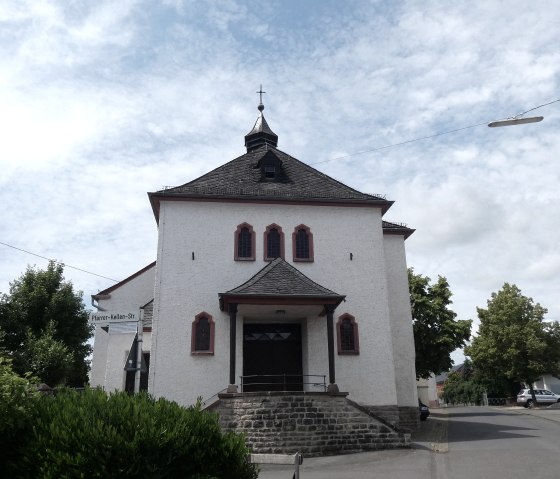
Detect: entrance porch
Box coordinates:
(219, 258, 345, 395)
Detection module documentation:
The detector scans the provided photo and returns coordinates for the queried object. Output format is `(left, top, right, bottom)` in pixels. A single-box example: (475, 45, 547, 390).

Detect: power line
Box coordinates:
(516, 98, 560, 117)
(310, 99, 560, 166)
(0, 241, 119, 282)
(310, 121, 489, 165)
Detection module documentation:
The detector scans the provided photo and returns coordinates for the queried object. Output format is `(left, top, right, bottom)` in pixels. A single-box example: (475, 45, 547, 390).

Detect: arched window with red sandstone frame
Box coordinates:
(264, 224, 285, 260)
(292, 224, 314, 262)
(336, 313, 359, 355)
(234, 223, 255, 261)
(191, 312, 215, 355)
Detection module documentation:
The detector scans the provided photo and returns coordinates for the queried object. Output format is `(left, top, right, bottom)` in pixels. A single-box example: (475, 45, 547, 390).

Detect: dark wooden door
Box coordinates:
(243, 323, 303, 392)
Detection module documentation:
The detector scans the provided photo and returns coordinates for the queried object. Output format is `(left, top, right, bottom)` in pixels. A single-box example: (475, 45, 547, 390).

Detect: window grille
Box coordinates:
(195, 316, 211, 351)
(238, 227, 252, 258)
(267, 228, 281, 258)
(340, 319, 355, 351)
(191, 312, 214, 355)
(337, 314, 359, 354)
(295, 228, 309, 259)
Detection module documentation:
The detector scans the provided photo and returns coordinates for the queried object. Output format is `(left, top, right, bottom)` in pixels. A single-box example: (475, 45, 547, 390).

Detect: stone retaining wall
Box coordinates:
(359, 404, 419, 432)
(214, 392, 410, 457)
(398, 406, 420, 432)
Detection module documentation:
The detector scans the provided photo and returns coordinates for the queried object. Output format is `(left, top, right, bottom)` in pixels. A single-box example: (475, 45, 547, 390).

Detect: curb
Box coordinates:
(504, 406, 560, 425)
(430, 411, 449, 453)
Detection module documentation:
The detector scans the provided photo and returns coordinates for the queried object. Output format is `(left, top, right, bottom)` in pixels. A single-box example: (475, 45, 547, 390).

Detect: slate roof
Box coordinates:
(382, 220, 415, 239)
(246, 111, 277, 138)
(149, 145, 392, 219)
(220, 257, 344, 300)
(245, 110, 278, 150)
(141, 299, 153, 328)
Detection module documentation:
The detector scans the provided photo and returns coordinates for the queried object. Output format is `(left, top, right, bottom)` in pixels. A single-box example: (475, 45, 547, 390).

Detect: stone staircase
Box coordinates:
(211, 391, 410, 457)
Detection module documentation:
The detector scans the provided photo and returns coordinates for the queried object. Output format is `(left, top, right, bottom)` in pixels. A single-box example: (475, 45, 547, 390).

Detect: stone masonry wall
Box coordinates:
(359, 405, 420, 433)
(398, 406, 420, 433)
(215, 392, 410, 457)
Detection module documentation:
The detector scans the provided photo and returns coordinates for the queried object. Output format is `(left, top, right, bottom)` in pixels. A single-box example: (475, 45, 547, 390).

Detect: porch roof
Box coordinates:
(219, 258, 345, 311)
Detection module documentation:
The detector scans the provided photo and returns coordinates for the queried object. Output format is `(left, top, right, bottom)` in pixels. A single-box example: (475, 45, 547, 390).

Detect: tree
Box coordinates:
(466, 283, 560, 404)
(408, 268, 472, 379)
(0, 353, 40, 471)
(0, 262, 92, 386)
(442, 370, 484, 405)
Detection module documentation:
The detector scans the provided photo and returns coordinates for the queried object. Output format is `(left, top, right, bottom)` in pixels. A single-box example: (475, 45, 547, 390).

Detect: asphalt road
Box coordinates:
(441, 406, 560, 479)
(257, 406, 560, 479)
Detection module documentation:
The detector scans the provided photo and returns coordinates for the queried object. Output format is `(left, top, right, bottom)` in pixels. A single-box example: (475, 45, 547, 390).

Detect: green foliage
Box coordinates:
(0, 355, 39, 434)
(466, 283, 560, 388)
(0, 354, 40, 473)
(14, 388, 257, 479)
(442, 371, 485, 405)
(408, 268, 472, 378)
(0, 262, 92, 386)
(24, 321, 74, 386)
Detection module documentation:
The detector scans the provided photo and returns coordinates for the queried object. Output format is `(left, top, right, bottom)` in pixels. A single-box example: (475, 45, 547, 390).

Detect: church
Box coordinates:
(90, 95, 419, 449)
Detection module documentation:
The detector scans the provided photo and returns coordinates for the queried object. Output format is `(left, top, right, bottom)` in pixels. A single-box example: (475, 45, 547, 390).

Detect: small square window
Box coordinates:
(264, 166, 276, 179)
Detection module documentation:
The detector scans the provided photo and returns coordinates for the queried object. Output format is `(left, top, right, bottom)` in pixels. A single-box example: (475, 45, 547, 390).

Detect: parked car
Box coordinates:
(516, 389, 560, 408)
(419, 400, 430, 420)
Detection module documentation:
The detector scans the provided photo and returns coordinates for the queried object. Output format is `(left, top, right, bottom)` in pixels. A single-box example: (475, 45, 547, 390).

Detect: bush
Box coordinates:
(0, 355, 40, 474)
(17, 389, 257, 479)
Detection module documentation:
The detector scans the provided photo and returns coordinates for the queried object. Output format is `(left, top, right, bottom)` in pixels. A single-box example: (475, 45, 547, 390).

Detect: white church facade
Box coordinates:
(90, 99, 419, 432)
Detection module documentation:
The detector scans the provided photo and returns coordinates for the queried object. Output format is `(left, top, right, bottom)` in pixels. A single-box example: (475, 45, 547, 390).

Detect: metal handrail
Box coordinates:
(240, 374, 326, 392)
(201, 388, 228, 409)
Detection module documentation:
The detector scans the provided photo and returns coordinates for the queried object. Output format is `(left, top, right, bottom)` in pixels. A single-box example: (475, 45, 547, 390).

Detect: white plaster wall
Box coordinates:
(383, 235, 418, 408)
(150, 200, 401, 407)
(104, 332, 135, 391)
(90, 325, 109, 387)
(98, 264, 156, 310)
(90, 264, 155, 390)
(103, 331, 152, 392)
(305, 315, 329, 391)
(417, 376, 437, 406)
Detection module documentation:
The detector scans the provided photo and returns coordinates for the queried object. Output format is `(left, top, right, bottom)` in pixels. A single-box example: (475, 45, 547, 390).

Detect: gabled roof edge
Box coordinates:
(92, 261, 156, 298)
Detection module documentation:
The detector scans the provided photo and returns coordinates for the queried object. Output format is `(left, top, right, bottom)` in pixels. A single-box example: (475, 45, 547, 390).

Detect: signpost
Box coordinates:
(88, 311, 138, 324)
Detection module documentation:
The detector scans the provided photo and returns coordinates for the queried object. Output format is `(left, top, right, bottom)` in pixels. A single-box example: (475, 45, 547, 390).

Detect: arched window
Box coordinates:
(234, 223, 255, 261)
(336, 314, 359, 355)
(264, 224, 285, 260)
(191, 312, 215, 355)
(292, 224, 314, 262)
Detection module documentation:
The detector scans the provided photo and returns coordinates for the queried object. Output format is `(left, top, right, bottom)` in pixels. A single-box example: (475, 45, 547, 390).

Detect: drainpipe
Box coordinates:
(91, 294, 110, 311)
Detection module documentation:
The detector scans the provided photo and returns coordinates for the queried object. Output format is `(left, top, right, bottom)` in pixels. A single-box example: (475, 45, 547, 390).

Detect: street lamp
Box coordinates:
(488, 116, 544, 127)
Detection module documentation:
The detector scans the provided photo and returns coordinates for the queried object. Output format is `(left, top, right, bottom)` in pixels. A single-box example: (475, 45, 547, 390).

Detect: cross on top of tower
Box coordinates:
(257, 84, 266, 111)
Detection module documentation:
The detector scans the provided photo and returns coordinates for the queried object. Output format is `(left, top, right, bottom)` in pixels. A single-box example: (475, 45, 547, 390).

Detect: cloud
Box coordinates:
(0, 0, 559, 346)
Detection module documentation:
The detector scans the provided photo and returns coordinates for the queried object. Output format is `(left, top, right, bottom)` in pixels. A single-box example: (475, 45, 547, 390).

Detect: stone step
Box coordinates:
(215, 392, 410, 457)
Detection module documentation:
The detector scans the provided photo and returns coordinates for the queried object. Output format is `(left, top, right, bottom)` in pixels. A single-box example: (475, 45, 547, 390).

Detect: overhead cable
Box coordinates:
(0, 241, 119, 282)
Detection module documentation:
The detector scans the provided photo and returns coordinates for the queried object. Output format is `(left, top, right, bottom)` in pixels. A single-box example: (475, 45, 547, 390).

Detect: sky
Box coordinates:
(1, 0, 559, 364)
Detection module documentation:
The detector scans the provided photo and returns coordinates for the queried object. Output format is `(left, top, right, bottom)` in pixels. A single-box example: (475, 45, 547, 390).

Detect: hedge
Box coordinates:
(8, 388, 257, 479)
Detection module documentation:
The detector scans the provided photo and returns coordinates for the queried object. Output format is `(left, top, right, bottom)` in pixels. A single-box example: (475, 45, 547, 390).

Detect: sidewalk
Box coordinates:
(503, 404, 560, 424)
(411, 410, 449, 452)
(257, 413, 448, 479)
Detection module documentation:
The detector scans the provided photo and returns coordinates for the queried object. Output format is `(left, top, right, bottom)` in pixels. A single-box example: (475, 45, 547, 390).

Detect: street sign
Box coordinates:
(88, 311, 138, 324)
